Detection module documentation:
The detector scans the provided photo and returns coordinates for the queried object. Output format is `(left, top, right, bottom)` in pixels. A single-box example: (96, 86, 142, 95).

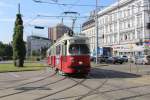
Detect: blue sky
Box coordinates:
(0, 0, 117, 43)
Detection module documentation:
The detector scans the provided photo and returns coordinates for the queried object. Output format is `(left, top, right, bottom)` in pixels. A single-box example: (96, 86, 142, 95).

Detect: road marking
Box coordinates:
(9, 73, 20, 78)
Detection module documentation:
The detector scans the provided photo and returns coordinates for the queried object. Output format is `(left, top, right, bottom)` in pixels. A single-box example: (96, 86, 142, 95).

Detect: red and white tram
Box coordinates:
(47, 33, 91, 76)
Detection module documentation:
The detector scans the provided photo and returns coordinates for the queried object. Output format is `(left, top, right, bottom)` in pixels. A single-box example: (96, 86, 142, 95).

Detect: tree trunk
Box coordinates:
(15, 59, 23, 67)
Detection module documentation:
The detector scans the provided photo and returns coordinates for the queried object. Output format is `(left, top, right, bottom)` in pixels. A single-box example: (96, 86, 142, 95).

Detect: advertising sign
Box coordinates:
(145, 40, 150, 49)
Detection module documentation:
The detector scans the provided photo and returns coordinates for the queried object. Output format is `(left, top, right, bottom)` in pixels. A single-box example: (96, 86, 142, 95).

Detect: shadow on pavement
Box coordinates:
(89, 68, 141, 79)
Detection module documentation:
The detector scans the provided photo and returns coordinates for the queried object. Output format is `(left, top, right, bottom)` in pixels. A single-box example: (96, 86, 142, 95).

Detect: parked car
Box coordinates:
(106, 56, 124, 64)
(134, 55, 150, 65)
(98, 55, 109, 63)
(120, 55, 128, 62)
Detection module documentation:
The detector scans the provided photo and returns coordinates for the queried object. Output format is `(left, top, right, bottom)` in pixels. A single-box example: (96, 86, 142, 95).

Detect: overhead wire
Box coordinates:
(32, 0, 150, 8)
(28, 0, 150, 29)
(24, 15, 39, 26)
(37, 14, 89, 18)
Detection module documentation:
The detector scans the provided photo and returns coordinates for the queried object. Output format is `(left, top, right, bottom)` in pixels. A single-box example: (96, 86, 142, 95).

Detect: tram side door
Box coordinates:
(56, 45, 61, 69)
(61, 42, 67, 69)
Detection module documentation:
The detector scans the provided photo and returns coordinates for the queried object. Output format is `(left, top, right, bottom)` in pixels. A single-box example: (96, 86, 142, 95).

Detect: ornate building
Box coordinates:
(82, 0, 150, 57)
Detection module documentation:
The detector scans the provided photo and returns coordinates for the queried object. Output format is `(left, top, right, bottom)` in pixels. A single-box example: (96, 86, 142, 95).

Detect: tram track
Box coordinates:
(0, 72, 68, 99)
(43, 70, 108, 100)
(0, 70, 48, 83)
(1, 67, 147, 100)
(74, 68, 150, 100)
(0, 71, 57, 90)
(33, 69, 109, 100)
(74, 69, 145, 100)
(34, 77, 87, 100)
(77, 68, 150, 100)
(63, 69, 108, 100)
(50, 69, 109, 100)
(76, 79, 108, 100)
(42, 82, 150, 100)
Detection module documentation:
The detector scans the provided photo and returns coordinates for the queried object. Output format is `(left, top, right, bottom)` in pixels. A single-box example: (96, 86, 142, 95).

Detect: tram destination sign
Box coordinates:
(75, 39, 86, 43)
(70, 39, 86, 44)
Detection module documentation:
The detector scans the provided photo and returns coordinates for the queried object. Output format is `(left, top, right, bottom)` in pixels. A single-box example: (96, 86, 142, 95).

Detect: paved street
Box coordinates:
(0, 63, 150, 100)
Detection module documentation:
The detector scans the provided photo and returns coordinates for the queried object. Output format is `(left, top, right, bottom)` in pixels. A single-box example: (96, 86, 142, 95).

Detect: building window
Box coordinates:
(137, 15, 142, 27)
(119, 10, 122, 18)
(131, 5, 135, 14)
(114, 35, 117, 43)
(137, 1, 142, 12)
(114, 23, 117, 32)
(137, 29, 143, 39)
(124, 34, 128, 40)
(128, 20, 131, 28)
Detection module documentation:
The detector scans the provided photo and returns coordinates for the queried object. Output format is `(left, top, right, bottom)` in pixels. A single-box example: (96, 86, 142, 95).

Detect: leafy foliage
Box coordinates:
(13, 14, 26, 67)
(41, 46, 48, 58)
(0, 42, 13, 59)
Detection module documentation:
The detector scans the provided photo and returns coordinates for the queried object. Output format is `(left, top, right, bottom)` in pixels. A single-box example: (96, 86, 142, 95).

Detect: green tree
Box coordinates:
(0, 42, 13, 60)
(4, 44, 13, 59)
(13, 13, 26, 67)
(41, 47, 48, 59)
(0, 42, 5, 57)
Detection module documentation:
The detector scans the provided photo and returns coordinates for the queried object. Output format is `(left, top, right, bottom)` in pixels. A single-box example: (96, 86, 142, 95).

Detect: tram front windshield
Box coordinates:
(69, 44, 90, 55)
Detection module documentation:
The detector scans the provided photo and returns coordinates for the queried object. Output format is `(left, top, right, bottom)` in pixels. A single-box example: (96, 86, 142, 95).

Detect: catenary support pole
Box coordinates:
(95, 0, 99, 64)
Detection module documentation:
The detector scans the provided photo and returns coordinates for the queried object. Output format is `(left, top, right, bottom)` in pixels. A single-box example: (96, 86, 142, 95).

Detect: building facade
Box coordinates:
(82, 19, 96, 52)
(27, 35, 51, 56)
(82, 0, 150, 57)
(48, 23, 72, 44)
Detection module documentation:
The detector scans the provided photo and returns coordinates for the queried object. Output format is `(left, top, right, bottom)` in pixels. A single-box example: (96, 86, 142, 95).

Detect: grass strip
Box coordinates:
(0, 63, 46, 73)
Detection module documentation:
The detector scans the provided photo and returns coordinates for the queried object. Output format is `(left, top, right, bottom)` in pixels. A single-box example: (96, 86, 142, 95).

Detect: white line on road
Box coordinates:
(9, 73, 20, 78)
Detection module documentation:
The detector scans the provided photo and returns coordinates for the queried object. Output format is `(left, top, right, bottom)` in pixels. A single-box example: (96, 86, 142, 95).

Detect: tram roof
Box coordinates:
(50, 33, 88, 48)
(59, 33, 88, 41)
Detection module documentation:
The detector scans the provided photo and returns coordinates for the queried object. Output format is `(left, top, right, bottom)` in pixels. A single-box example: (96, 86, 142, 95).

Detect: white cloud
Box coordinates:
(0, 17, 73, 28)
(0, 18, 15, 22)
(0, 1, 14, 8)
(25, 18, 65, 26)
(32, 19, 59, 25)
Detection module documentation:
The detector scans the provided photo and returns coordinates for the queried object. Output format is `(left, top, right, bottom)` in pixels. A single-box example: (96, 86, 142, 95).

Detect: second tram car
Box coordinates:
(47, 33, 91, 76)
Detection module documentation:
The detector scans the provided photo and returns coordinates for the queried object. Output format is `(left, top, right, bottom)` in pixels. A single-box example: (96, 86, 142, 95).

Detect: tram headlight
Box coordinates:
(79, 61, 83, 65)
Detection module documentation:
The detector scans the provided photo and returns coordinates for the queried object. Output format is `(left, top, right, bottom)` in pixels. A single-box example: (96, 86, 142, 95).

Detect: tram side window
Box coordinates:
(56, 45, 61, 55)
(69, 44, 90, 55)
(53, 47, 56, 55)
(49, 50, 51, 56)
(62, 45, 67, 56)
(51, 47, 54, 55)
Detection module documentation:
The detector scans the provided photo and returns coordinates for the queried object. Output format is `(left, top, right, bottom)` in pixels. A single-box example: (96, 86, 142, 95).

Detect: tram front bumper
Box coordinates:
(67, 66, 90, 74)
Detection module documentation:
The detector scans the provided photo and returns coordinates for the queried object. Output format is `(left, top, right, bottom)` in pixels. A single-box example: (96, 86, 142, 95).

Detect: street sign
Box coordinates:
(34, 26, 44, 29)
